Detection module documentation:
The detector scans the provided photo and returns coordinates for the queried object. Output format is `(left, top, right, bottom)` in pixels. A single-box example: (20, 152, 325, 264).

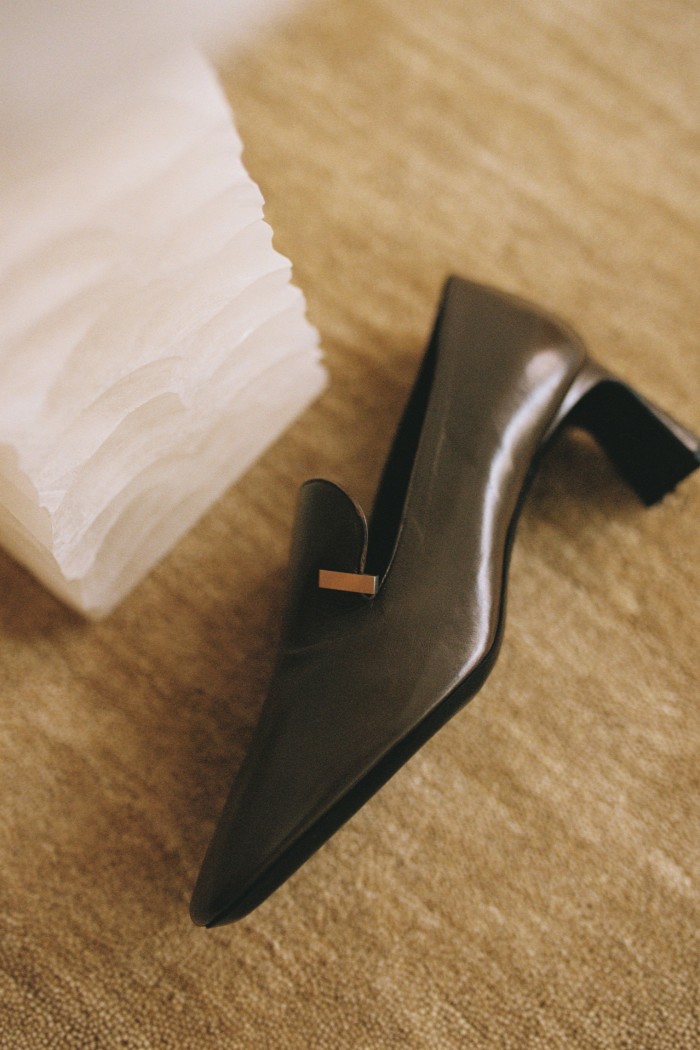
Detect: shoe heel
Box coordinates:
(551, 362, 700, 505)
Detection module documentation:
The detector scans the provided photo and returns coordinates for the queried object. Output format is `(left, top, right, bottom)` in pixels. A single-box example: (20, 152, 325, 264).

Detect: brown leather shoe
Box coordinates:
(191, 276, 699, 926)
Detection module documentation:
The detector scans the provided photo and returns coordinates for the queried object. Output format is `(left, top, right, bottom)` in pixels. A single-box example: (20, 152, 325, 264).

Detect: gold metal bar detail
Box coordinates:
(318, 569, 379, 596)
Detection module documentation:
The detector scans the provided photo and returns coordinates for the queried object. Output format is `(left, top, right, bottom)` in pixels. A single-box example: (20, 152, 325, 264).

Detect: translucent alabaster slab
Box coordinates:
(0, 49, 325, 617)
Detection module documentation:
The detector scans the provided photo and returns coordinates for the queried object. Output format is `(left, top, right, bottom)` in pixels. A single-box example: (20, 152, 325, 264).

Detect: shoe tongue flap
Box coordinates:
(277, 479, 369, 645)
(289, 478, 368, 580)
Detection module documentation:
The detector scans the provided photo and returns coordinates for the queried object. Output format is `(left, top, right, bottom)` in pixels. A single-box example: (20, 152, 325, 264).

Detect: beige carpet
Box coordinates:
(1, 1, 698, 1046)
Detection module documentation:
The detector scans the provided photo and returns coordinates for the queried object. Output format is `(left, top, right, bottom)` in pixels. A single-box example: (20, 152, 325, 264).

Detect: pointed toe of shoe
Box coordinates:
(189, 829, 256, 926)
(189, 866, 263, 928)
(189, 794, 293, 927)
(189, 877, 243, 928)
(189, 798, 295, 927)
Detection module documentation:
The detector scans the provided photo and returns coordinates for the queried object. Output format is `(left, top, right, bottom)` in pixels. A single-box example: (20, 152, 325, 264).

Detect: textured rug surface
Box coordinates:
(1, 1, 698, 1047)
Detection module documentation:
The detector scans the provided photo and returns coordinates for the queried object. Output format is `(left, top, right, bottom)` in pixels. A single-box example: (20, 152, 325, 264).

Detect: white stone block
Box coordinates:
(0, 49, 325, 617)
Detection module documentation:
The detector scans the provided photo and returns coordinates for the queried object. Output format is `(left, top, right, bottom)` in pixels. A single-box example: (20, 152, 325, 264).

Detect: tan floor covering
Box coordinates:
(1, 1, 699, 1046)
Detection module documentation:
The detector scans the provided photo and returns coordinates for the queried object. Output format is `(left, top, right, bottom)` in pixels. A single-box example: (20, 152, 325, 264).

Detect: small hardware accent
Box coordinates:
(318, 569, 379, 596)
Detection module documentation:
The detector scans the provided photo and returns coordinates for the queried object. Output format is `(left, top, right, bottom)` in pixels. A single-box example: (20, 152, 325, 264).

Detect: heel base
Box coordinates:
(635, 444, 700, 506)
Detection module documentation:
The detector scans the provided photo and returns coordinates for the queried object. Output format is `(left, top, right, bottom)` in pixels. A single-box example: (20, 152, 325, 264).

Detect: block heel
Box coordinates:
(549, 361, 700, 505)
